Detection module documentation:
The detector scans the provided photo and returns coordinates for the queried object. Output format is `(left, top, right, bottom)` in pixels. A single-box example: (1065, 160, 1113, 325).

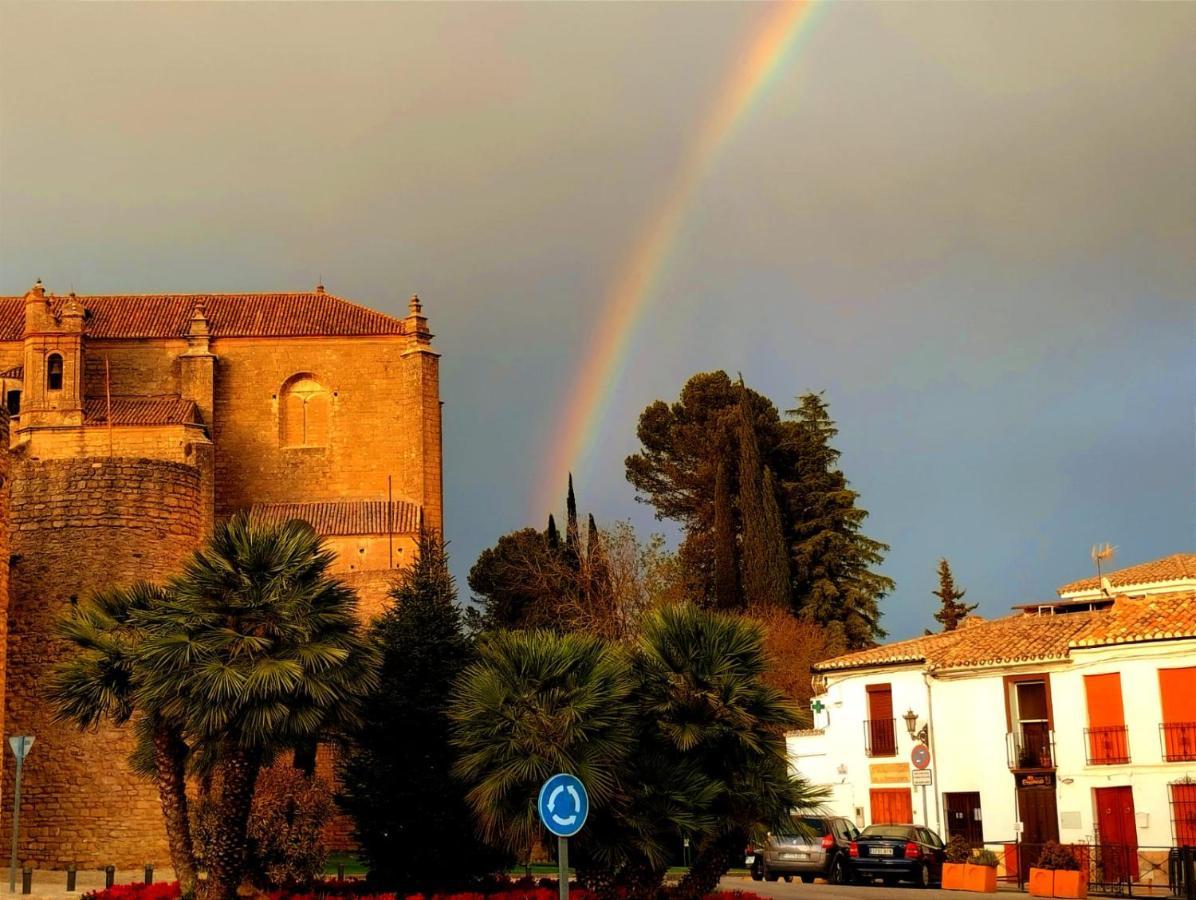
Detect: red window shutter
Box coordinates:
(1084, 674, 1125, 729)
(1160, 667, 1196, 724)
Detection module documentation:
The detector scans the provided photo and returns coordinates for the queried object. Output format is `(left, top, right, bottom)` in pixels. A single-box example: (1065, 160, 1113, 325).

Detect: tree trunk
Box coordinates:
(151, 721, 198, 898)
(673, 829, 745, 900)
(199, 747, 261, 900)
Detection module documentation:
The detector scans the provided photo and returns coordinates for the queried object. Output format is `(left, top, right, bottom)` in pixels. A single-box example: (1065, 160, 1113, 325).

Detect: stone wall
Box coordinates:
(1, 457, 206, 868)
(0, 411, 10, 758)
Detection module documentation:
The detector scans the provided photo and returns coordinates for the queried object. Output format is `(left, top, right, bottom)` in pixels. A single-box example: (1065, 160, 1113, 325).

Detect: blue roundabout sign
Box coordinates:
(538, 773, 589, 838)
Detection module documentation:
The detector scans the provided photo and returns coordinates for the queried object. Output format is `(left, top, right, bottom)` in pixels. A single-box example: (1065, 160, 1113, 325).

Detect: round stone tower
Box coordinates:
(1, 456, 205, 868)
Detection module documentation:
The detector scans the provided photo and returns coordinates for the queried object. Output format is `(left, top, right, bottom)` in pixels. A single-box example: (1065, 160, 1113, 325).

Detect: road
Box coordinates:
(718, 874, 1022, 899)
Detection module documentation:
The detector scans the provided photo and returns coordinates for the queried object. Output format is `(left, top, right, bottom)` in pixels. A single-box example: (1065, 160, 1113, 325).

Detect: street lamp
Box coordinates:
(903, 709, 929, 744)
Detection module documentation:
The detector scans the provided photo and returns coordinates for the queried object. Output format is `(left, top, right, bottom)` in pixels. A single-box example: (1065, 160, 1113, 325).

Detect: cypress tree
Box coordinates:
(546, 514, 560, 552)
(712, 458, 738, 610)
(932, 558, 977, 631)
(586, 513, 611, 604)
(564, 473, 581, 571)
(736, 390, 790, 610)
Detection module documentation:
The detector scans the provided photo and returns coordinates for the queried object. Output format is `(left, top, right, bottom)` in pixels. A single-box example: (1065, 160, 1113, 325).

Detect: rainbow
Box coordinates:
(535, 1, 819, 517)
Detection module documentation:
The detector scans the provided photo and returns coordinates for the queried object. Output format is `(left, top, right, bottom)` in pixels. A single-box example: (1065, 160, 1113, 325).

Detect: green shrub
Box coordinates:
(944, 835, 971, 863)
(1036, 841, 1080, 871)
(971, 849, 999, 868)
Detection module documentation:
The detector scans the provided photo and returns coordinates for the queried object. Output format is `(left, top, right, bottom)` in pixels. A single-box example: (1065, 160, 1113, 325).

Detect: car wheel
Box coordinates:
(750, 865, 763, 883)
(914, 862, 930, 889)
(828, 858, 846, 885)
(800, 874, 814, 884)
(764, 864, 779, 883)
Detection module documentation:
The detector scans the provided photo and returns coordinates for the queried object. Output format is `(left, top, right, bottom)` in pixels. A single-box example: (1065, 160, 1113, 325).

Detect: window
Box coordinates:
(1159, 667, 1196, 762)
(1008, 679, 1053, 768)
(865, 683, 896, 757)
(46, 354, 63, 391)
(1171, 782, 1196, 847)
(1084, 673, 1130, 764)
(280, 376, 330, 447)
(5, 390, 19, 416)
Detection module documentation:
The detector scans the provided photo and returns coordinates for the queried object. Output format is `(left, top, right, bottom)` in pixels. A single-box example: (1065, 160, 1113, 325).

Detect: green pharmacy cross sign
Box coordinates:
(811, 699, 826, 714)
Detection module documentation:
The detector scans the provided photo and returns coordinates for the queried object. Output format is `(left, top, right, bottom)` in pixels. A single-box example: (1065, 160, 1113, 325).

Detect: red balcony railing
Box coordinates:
(1085, 725, 1130, 765)
(1161, 722, 1196, 762)
(863, 718, 897, 757)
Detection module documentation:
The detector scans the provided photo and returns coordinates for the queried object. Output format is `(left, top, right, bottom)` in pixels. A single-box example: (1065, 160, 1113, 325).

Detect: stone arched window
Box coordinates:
(280, 375, 330, 447)
(47, 354, 64, 391)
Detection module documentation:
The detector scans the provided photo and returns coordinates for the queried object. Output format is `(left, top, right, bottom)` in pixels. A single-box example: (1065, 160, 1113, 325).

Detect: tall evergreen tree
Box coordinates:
(587, 513, 611, 604)
(340, 530, 506, 889)
(712, 458, 738, 610)
(736, 391, 790, 610)
(787, 392, 893, 648)
(932, 558, 977, 631)
(546, 514, 561, 552)
(565, 473, 582, 571)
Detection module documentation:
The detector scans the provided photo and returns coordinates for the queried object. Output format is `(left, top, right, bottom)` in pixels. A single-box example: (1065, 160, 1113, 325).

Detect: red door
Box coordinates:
(870, 788, 913, 825)
(1094, 786, 1138, 883)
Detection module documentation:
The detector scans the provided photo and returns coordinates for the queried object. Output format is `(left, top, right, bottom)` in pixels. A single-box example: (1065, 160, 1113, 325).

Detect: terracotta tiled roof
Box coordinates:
(1070, 591, 1196, 648)
(815, 590, 1196, 673)
(0, 292, 407, 340)
(0, 365, 22, 380)
(82, 397, 201, 426)
(1057, 553, 1196, 595)
(250, 499, 422, 536)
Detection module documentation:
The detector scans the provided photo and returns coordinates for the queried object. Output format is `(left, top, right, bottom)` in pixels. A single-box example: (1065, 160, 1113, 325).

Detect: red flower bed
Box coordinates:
(84, 883, 183, 900)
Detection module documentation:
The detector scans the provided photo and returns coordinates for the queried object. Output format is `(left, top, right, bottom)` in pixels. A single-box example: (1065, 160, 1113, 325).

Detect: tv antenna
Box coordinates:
(1091, 544, 1115, 581)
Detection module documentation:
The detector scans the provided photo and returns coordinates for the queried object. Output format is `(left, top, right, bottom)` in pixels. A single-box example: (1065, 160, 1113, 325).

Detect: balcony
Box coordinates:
(1007, 727, 1055, 770)
(864, 718, 897, 757)
(1085, 725, 1131, 765)
(1160, 722, 1196, 762)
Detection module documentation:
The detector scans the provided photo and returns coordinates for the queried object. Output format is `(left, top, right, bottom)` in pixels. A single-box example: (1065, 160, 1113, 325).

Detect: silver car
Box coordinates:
(751, 815, 859, 884)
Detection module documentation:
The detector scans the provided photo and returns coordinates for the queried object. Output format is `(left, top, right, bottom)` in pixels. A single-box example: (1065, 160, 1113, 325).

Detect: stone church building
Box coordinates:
(0, 280, 441, 867)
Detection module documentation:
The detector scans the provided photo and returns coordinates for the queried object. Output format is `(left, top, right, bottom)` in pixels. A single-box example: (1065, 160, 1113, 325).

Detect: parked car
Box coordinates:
(745, 815, 859, 884)
(845, 823, 947, 888)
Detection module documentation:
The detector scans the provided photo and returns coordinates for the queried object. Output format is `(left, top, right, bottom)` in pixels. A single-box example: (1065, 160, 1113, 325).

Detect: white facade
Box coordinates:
(790, 597, 1196, 869)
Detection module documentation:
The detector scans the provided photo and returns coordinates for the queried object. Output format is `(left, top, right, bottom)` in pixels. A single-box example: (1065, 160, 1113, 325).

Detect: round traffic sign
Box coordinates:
(538, 773, 589, 838)
(911, 743, 931, 770)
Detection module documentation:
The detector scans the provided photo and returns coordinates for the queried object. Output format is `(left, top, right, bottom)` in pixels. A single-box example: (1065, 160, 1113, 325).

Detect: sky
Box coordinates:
(1, 2, 1193, 641)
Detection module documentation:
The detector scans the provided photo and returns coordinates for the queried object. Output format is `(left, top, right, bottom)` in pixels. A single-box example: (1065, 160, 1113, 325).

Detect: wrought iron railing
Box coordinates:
(1007, 726, 1055, 770)
(862, 718, 896, 757)
(1162, 723, 1196, 763)
(1085, 724, 1131, 765)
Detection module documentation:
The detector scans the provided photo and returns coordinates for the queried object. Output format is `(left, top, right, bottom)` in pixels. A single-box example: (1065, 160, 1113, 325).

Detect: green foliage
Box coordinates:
(711, 459, 738, 611)
(1036, 841, 1081, 871)
(932, 558, 978, 632)
(971, 848, 1000, 868)
(944, 835, 971, 863)
(339, 531, 507, 890)
(245, 762, 334, 888)
(625, 372, 892, 647)
(736, 392, 790, 611)
(469, 527, 565, 629)
(449, 629, 636, 855)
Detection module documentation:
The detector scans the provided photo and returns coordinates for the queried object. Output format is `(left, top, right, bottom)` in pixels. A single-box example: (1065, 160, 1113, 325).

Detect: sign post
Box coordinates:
(910, 743, 931, 830)
(8, 737, 33, 894)
(538, 774, 589, 900)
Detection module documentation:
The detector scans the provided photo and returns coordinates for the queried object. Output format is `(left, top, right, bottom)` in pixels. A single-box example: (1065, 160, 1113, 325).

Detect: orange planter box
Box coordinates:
(1052, 870, 1087, 899)
(1028, 867, 1054, 898)
(964, 864, 997, 893)
(942, 863, 968, 890)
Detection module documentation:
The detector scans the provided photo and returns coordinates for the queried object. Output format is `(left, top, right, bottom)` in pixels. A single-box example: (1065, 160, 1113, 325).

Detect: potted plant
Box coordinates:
(1030, 841, 1086, 899)
(942, 835, 971, 890)
(964, 848, 999, 893)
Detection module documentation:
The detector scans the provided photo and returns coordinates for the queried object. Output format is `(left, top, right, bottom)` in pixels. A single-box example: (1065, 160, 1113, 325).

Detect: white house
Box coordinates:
(790, 553, 1196, 888)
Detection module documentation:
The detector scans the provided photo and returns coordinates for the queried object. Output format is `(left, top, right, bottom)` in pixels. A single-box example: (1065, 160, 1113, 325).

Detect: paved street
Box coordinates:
(718, 874, 1022, 899)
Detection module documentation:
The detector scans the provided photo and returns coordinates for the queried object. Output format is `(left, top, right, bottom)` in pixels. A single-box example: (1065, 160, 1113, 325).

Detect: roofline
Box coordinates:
(811, 656, 928, 675)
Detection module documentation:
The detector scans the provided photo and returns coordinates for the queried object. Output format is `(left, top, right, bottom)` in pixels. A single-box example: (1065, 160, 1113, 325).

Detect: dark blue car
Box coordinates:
(846, 823, 946, 888)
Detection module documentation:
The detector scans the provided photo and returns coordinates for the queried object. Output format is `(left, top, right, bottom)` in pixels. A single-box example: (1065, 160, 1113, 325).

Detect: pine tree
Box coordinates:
(546, 514, 560, 552)
(932, 558, 977, 631)
(787, 392, 893, 649)
(564, 473, 581, 571)
(340, 531, 506, 889)
(736, 390, 790, 610)
(712, 458, 739, 610)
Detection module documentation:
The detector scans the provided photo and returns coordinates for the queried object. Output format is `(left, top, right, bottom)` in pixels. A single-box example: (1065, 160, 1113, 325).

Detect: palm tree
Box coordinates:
(136, 513, 380, 900)
(633, 604, 826, 899)
(49, 583, 199, 898)
(448, 629, 635, 858)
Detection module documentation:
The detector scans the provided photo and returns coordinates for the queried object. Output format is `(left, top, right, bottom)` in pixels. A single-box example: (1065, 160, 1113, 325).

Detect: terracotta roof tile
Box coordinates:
(1070, 591, 1196, 647)
(0, 293, 407, 340)
(82, 397, 200, 426)
(250, 499, 422, 537)
(1058, 553, 1196, 595)
(0, 365, 22, 380)
(815, 590, 1196, 673)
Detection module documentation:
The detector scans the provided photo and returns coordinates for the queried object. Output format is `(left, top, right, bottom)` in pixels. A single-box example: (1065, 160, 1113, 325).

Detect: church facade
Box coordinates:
(0, 280, 441, 867)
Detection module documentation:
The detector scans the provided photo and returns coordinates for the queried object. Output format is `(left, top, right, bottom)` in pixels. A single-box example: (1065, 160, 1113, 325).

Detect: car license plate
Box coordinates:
(744, 855, 756, 865)
(871, 846, 894, 856)
(780, 852, 808, 860)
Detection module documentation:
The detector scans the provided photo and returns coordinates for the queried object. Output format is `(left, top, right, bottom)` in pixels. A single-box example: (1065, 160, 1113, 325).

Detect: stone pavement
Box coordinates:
(2, 868, 176, 899)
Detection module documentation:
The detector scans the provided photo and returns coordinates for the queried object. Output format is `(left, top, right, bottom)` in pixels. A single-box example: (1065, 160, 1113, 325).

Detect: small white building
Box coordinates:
(790, 553, 1196, 887)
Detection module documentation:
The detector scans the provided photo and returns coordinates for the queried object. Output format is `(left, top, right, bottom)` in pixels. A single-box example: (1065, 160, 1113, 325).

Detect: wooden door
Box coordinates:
(870, 788, 913, 825)
(1094, 786, 1139, 883)
(944, 792, 984, 845)
(1017, 786, 1059, 880)
(866, 684, 896, 756)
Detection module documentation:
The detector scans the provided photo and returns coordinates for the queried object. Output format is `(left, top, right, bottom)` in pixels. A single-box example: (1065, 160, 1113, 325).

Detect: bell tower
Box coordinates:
(19, 281, 85, 430)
